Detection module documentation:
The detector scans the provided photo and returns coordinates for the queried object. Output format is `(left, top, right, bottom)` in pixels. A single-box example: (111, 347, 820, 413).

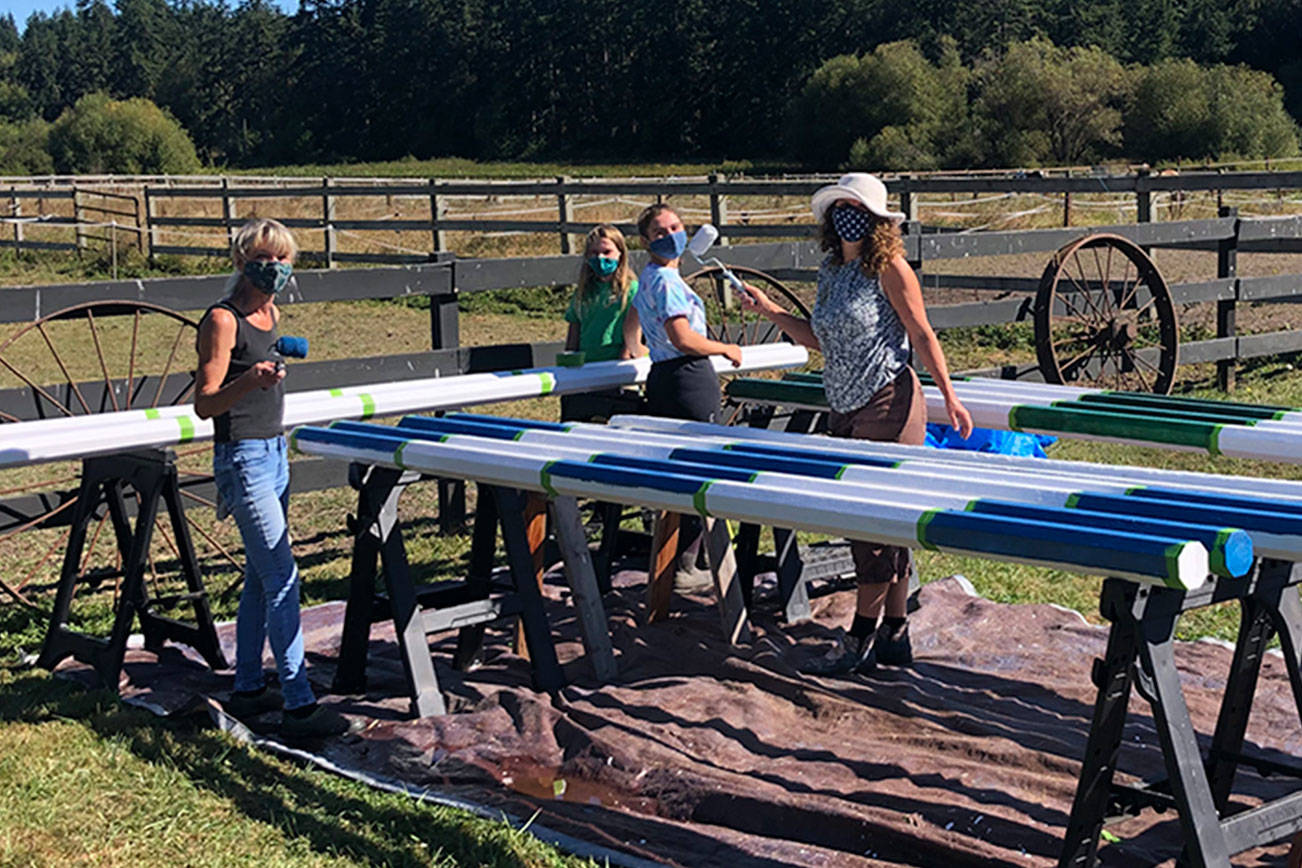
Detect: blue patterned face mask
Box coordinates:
(587, 255, 619, 278)
(243, 260, 294, 294)
(647, 229, 687, 261)
(831, 205, 871, 242)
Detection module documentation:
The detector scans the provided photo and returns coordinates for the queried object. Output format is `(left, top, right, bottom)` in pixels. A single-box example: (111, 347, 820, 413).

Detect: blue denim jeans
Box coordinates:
(213, 435, 315, 710)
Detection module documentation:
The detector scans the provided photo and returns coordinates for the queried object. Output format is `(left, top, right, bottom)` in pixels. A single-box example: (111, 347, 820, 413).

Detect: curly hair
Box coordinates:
(818, 212, 904, 278)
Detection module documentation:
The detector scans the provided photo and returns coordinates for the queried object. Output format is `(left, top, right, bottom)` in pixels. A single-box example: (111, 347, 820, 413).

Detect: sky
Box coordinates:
(6, 0, 299, 32)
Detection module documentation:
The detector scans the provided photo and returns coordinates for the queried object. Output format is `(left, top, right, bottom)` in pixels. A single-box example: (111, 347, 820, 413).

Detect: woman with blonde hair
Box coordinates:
(195, 217, 349, 737)
(740, 173, 973, 676)
(559, 223, 646, 421)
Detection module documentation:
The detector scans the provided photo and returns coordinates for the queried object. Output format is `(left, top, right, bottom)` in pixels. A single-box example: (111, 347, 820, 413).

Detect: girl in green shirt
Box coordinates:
(560, 224, 646, 422)
(564, 224, 643, 362)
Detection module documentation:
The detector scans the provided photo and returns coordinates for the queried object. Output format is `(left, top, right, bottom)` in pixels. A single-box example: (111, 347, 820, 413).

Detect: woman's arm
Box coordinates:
(664, 316, 742, 366)
(194, 308, 283, 420)
(738, 285, 820, 351)
(879, 257, 973, 438)
(620, 306, 646, 359)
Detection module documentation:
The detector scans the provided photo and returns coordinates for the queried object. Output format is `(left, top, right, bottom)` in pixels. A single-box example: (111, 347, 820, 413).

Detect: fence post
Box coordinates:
(221, 176, 237, 247)
(1135, 166, 1152, 224)
(899, 174, 919, 223)
(428, 178, 446, 253)
(73, 186, 86, 253)
(709, 173, 729, 246)
(144, 186, 158, 264)
(556, 176, 575, 254)
(321, 176, 336, 268)
(1062, 191, 1072, 227)
(430, 260, 459, 351)
(132, 194, 142, 252)
(10, 188, 21, 254)
(1216, 205, 1239, 392)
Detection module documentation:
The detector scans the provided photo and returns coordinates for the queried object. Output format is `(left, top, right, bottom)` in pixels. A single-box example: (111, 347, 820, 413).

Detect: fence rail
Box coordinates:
(7, 169, 1302, 266)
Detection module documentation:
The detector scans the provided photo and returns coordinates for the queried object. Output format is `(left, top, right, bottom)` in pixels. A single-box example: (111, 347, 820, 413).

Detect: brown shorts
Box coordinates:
(827, 367, 926, 586)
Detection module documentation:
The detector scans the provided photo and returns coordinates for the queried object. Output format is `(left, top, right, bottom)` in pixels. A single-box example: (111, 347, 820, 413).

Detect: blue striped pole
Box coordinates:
(292, 421, 1211, 589)
(357, 414, 1260, 577)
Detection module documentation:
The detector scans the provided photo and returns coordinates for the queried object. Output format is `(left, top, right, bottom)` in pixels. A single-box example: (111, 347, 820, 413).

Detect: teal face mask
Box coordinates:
(587, 255, 619, 278)
(243, 260, 294, 294)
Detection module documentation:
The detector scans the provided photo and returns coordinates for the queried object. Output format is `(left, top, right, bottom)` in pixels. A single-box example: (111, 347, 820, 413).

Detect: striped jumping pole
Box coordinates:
(725, 374, 1302, 463)
(0, 344, 807, 468)
(336, 414, 1257, 578)
(383, 413, 1287, 575)
(291, 421, 1211, 589)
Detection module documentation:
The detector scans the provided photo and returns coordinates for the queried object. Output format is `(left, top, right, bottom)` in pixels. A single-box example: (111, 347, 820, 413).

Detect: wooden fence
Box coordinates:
(6, 169, 1302, 265)
(139, 169, 1302, 264)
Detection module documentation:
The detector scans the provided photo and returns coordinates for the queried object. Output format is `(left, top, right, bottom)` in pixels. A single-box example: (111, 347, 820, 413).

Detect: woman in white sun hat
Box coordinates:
(740, 172, 973, 677)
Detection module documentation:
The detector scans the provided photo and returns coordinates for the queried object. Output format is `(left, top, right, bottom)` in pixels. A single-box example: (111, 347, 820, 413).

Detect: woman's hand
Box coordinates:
(738, 283, 781, 317)
(722, 343, 743, 367)
(246, 360, 285, 390)
(946, 395, 974, 439)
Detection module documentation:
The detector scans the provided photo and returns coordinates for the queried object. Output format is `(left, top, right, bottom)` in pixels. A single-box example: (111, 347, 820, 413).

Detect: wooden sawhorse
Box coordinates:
(331, 464, 615, 718)
(1061, 557, 1302, 866)
(38, 448, 228, 688)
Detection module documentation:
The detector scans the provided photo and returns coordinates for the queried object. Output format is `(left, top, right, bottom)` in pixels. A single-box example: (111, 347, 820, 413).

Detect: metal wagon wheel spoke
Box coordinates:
(1034, 234, 1179, 395)
(683, 265, 812, 426)
(0, 300, 241, 618)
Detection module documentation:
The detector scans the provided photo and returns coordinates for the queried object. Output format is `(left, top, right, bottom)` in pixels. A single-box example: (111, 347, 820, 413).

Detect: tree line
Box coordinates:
(0, 0, 1298, 173)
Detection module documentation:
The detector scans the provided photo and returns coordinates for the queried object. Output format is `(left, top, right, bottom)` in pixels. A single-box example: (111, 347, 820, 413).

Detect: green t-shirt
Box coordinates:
(564, 278, 639, 362)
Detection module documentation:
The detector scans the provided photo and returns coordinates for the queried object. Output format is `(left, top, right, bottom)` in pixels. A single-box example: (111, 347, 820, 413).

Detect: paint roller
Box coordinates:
(687, 224, 754, 300)
(272, 335, 308, 372)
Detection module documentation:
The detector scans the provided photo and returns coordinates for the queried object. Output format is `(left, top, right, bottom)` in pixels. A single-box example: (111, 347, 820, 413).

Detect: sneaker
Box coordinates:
(280, 704, 354, 738)
(875, 620, 913, 667)
(800, 633, 877, 676)
(673, 551, 715, 593)
(224, 684, 283, 718)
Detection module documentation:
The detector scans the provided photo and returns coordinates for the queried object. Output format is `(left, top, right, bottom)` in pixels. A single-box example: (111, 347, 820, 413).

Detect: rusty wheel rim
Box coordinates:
(1033, 234, 1179, 394)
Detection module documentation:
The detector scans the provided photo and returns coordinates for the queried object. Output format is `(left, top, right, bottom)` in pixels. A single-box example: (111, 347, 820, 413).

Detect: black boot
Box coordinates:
(875, 618, 913, 666)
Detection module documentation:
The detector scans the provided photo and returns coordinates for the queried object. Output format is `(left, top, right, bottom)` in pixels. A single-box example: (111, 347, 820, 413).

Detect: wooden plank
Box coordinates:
(701, 517, 752, 645)
(1239, 330, 1302, 358)
(647, 511, 679, 624)
(1239, 275, 1300, 302)
(548, 495, 616, 681)
(513, 491, 549, 657)
(1239, 216, 1302, 242)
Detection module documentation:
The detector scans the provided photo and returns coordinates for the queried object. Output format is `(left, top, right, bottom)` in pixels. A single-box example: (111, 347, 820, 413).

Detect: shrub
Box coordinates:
(0, 117, 52, 173)
(47, 92, 200, 174)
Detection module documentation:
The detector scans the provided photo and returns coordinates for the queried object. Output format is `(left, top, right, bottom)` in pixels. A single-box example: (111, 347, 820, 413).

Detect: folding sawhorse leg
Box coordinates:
(38, 448, 227, 688)
(333, 466, 612, 717)
(1060, 559, 1302, 867)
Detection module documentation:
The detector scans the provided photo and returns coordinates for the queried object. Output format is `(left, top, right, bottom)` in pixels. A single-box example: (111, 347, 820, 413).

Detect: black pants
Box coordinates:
(645, 356, 721, 423)
(645, 355, 721, 562)
(560, 388, 644, 423)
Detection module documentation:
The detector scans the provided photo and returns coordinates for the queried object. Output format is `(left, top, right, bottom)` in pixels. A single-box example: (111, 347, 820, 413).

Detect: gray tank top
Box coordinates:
(809, 256, 910, 413)
(201, 300, 284, 442)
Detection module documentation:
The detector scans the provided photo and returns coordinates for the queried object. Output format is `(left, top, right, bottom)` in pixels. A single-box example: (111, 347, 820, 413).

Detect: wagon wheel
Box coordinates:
(683, 265, 812, 424)
(1033, 233, 1179, 394)
(0, 300, 241, 609)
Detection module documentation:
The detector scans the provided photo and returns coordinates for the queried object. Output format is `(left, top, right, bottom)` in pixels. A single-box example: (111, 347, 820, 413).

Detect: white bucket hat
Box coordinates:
(810, 172, 905, 224)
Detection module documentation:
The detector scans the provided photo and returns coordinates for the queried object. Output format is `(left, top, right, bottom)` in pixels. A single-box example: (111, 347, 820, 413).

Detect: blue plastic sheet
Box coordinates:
(925, 423, 1056, 458)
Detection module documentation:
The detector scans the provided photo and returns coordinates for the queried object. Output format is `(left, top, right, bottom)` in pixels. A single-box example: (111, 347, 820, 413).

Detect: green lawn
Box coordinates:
(0, 668, 593, 868)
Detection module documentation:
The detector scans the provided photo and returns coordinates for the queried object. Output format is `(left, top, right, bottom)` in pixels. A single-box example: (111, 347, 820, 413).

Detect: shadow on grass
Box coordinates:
(0, 667, 586, 868)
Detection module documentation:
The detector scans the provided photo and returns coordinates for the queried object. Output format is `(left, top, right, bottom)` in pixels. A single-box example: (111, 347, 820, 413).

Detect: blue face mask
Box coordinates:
(831, 205, 871, 243)
(243, 260, 294, 294)
(587, 255, 620, 278)
(647, 229, 687, 261)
